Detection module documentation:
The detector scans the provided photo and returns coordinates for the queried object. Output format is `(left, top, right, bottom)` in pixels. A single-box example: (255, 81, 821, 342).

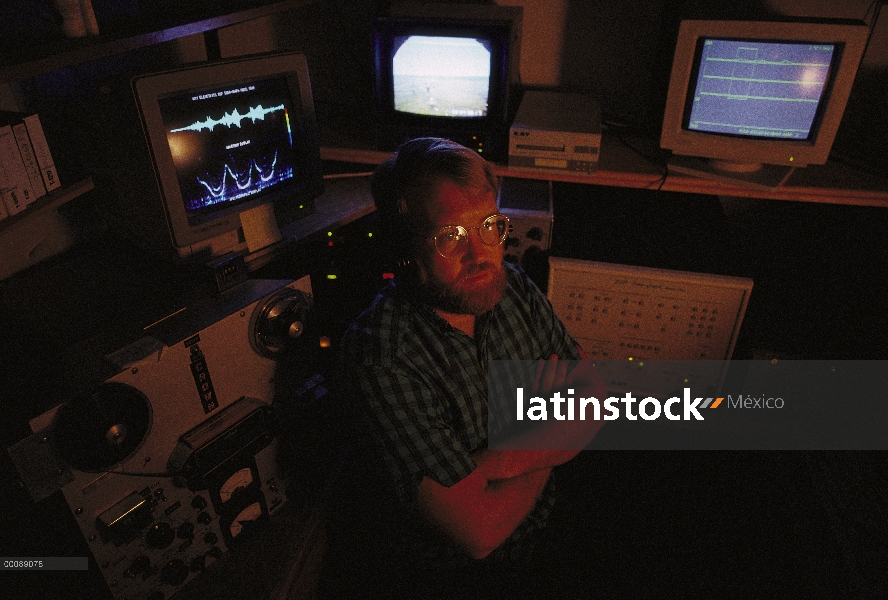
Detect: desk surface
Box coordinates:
(319, 132, 888, 208)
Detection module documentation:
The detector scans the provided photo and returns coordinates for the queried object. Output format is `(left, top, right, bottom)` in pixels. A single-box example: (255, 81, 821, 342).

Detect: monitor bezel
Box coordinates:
(376, 23, 510, 124)
(372, 3, 522, 160)
(661, 19, 869, 169)
(133, 52, 323, 251)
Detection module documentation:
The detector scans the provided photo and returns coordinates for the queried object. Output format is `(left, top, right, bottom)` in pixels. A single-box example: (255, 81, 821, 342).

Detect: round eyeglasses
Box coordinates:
(424, 213, 511, 258)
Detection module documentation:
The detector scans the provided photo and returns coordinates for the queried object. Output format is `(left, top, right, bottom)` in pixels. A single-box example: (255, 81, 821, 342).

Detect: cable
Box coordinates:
(827, 0, 885, 176)
(861, 0, 883, 62)
(99, 468, 176, 478)
(610, 128, 669, 191)
(323, 171, 374, 180)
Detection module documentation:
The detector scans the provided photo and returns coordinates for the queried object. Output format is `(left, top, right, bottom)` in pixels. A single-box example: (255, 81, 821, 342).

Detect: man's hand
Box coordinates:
(497, 355, 606, 454)
(415, 356, 606, 559)
(534, 353, 601, 403)
(417, 459, 552, 560)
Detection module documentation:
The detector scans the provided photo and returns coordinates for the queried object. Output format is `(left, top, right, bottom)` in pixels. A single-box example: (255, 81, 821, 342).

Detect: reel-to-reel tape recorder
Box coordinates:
(8, 277, 315, 600)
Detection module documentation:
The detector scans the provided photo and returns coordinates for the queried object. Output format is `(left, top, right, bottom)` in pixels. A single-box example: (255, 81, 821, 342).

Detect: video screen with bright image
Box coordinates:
(687, 38, 836, 140)
(392, 35, 490, 117)
(158, 76, 297, 219)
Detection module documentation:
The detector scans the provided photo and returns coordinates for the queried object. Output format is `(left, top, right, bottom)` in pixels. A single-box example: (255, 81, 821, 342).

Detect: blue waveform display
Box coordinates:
(171, 103, 286, 133)
(185, 151, 293, 211)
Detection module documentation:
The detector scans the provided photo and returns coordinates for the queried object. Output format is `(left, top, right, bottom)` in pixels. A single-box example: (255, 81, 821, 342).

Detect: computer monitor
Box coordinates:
(131, 52, 323, 261)
(373, 2, 522, 162)
(660, 19, 869, 188)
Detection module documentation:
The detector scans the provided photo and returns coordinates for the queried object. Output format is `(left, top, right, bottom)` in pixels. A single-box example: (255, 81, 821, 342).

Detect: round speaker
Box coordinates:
(249, 287, 315, 358)
(52, 382, 152, 472)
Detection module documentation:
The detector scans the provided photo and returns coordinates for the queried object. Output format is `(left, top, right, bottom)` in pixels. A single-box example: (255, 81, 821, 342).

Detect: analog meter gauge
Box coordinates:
(220, 467, 255, 503)
(215, 462, 269, 547)
(229, 502, 263, 539)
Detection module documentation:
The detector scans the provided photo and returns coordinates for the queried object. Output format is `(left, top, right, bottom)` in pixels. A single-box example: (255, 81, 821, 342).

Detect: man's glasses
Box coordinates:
(423, 213, 511, 258)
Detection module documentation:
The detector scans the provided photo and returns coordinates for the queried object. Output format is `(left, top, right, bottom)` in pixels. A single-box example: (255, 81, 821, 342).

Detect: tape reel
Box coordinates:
(7, 277, 312, 600)
(52, 382, 153, 473)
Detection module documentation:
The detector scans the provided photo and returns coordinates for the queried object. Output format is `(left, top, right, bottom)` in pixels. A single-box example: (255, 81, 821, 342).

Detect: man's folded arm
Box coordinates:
(416, 453, 552, 560)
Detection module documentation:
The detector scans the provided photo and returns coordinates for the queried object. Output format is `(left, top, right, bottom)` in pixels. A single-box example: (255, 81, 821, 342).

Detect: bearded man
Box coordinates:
(327, 137, 603, 598)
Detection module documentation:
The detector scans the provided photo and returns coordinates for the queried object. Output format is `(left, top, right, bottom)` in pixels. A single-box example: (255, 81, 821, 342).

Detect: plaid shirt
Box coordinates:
(339, 262, 581, 565)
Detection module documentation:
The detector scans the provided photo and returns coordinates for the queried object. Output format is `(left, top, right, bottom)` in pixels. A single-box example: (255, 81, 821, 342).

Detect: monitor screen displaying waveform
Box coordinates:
(392, 35, 490, 118)
(687, 38, 836, 140)
(158, 76, 297, 217)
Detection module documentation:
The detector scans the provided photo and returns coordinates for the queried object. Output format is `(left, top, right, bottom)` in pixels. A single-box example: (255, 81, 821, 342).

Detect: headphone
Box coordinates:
(371, 149, 419, 284)
(371, 137, 498, 286)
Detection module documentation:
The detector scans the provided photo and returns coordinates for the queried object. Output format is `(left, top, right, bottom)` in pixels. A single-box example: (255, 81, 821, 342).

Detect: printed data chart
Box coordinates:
(547, 257, 754, 397)
(548, 257, 753, 361)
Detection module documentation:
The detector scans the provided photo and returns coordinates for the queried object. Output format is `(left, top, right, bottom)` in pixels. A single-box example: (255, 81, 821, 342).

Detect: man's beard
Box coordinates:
(419, 262, 507, 316)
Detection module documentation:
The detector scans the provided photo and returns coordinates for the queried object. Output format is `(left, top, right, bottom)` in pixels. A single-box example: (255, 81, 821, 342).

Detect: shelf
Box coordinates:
(320, 133, 888, 207)
(0, 177, 94, 234)
(0, 0, 316, 82)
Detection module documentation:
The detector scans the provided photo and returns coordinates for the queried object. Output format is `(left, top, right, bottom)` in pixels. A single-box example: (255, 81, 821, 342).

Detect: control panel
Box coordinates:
(7, 278, 313, 600)
(548, 257, 753, 396)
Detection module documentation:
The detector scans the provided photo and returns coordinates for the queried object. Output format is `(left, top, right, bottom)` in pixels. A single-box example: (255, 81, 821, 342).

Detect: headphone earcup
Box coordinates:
(377, 223, 415, 283)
